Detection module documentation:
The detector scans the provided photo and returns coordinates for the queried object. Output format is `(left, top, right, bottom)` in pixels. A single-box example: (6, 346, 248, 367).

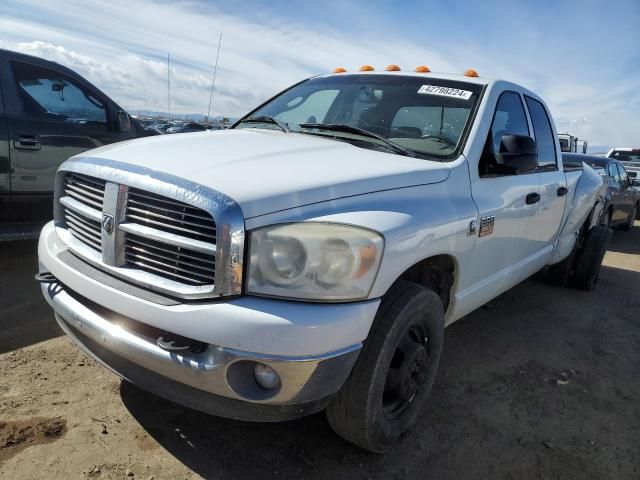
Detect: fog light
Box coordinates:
(253, 363, 280, 390)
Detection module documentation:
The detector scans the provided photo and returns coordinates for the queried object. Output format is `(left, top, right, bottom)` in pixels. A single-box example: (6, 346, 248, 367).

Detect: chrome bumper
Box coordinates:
(42, 281, 360, 410)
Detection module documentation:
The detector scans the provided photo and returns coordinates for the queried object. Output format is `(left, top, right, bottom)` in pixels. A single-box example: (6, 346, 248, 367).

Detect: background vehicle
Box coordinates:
(166, 122, 207, 134)
(607, 147, 640, 177)
(38, 68, 607, 453)
(0, 48, 152, 240)
(572, 153, 640, 229)
(558, 132, 587, 153)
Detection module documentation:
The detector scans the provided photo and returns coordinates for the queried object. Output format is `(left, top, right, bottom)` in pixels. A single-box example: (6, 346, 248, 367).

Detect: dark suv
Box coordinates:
(565, 153, 640, 230)
(0, 48, 152, 239)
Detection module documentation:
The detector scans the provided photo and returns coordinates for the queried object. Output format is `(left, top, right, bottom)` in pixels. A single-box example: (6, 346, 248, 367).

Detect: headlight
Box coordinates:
(247, 223, 384, 301)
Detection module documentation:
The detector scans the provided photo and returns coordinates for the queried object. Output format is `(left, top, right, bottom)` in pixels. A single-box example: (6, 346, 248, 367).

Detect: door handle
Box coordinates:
(526, 192, 541, 205)
(13, 134, 41, 151)
(557, 186, 568, 196)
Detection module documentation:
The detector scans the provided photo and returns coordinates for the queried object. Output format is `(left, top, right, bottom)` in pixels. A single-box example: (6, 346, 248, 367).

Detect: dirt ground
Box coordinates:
(1, 228, 639, 480)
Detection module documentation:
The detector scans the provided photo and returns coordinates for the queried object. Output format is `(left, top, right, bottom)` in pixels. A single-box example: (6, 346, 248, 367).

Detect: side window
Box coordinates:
(275, 90, 339, 126)
(525, 96, 557, 169)
(10, 61, 107, 126)
(479, 91, 529, 176)
(608, 163, 619, 182)
(617, 164, 628, 184)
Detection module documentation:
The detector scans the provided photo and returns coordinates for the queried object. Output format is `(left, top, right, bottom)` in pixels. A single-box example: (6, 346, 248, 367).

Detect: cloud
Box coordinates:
(0, 0, 638, 147)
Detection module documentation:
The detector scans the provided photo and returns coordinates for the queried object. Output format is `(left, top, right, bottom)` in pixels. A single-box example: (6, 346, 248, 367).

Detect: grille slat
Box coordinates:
(127, 236, 215, 265)
(65, 212, 101, 242)
(63, 173, 105, 252)
(124, 232, 216, 286)
(124, 188, 217, 286)
(126, 188, 216, 242)
(126, 213, 215, 239)
(128, 198, 213, 222)
(68, 226, 101, 250)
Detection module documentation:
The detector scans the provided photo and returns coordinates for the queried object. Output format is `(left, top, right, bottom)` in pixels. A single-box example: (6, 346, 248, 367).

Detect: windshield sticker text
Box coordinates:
(417, 85, 473, 100)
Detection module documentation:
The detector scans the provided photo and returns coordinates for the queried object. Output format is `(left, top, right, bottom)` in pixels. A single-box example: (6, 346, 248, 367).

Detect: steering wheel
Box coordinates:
(420, 134, 456, 147)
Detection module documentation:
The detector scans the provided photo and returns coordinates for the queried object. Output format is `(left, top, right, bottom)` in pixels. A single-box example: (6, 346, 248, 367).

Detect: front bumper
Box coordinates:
(38, 222, 379, 419)
(44, 281, 360, 420)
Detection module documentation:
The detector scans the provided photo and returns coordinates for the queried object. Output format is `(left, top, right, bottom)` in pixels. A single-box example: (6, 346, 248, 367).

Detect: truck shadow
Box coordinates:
(120, 262, 640, 479)
(0, 240, 62, 354)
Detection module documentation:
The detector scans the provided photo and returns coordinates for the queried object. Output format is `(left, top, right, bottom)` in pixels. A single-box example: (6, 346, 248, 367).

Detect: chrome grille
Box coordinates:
(124, 233, 216, 286)
(123, 189, 217, 287)
(62, 173, 105, 252)
(55, 161, 243, 300)
(126, 188, 216, 242)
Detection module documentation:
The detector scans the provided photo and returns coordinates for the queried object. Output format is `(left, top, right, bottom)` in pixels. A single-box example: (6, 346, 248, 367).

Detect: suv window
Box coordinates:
(525, 96, 556, 169)
(479, 91, 529, 176)
(608, 163, 620, 182)
(10, 61, 107, 126)
(617, 163, 629, 185)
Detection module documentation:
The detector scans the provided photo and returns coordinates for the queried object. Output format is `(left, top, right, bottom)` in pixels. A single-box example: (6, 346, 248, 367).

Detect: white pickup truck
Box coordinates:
(38, 66, 608, 452)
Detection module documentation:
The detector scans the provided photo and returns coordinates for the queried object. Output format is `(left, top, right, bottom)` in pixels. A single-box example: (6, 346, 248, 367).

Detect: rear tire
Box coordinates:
(326, 281, 444, 453)
(570, 225, 612, 291)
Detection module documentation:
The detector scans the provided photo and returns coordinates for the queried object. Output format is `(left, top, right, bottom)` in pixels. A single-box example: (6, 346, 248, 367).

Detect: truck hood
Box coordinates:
(80, 129, 451, 218)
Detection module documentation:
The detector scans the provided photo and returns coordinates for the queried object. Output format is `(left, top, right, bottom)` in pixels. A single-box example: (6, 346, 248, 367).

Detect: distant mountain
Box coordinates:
(129, 109, 237, 123)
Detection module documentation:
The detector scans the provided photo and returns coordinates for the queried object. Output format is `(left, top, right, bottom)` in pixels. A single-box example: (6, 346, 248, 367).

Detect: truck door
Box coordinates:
(616, 163, 635, 218)
(524, 96, 567, 246)
(0, 75, 10, 205)
(468, 91, 543, 295)
(1, 57, 124, 193)
(608, 163, 626, 222)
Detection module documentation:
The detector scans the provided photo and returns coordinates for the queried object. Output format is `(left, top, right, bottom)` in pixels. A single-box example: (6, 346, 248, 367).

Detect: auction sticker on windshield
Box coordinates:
(417, 85, 473, 100)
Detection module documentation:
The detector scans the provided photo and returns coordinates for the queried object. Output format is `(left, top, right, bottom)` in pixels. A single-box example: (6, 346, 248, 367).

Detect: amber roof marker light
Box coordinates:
(359, 65, 375, 71)
(333, 67, 347, 73)
(415, 65, 431, 73)
(464, 69, 479, 77)
(385, 64, 401, 71)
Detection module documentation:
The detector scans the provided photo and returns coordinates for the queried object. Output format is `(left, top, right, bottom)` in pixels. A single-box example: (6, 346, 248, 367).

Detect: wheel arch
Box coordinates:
(386, 254, 456, 313)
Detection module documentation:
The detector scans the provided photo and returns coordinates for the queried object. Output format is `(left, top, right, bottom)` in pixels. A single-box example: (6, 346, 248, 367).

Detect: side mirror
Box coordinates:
(117, 111, 131, 133)
(495, 134, 538, 174)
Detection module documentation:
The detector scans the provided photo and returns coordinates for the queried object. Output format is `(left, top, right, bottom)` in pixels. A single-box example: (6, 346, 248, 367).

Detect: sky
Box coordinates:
(0, 0, 638, 148)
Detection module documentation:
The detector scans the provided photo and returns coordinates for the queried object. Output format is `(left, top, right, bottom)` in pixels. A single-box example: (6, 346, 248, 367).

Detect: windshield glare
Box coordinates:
(239, 74, 483, 159)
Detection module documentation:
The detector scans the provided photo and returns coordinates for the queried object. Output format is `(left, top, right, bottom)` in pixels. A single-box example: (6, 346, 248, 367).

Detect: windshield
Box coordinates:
(236, 74, 483, 159)
(610, 150, 640, 165)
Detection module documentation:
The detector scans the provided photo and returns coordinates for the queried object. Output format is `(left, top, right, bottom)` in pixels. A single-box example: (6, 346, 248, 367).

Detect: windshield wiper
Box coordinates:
(299, 123, 416, 158)
(237, 115, 290, 133)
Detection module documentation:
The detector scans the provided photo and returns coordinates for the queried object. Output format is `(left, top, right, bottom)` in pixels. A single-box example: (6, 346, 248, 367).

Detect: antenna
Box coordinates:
(167, 53, 171, 121)
(207, 33, 223, 122)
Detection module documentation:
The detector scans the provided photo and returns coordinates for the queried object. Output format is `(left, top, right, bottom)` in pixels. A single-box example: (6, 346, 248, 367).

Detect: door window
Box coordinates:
(525, 96, 557, 169)
(608, 163, 621, 182)
(617, 163, 629, 186)
(479, 91, 529, 176)
(10, 61, 107, 126)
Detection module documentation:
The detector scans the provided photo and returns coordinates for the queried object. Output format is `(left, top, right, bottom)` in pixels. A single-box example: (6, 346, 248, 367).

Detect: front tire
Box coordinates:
(621, 204, 637, 231)
(326, 281, 444, 453)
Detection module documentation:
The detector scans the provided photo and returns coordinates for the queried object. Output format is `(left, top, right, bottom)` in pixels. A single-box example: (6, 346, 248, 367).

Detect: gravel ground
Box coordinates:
(1, 228, 639, 480)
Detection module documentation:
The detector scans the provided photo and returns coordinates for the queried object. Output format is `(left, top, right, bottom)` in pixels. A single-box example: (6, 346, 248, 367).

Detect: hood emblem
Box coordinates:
(102, 214, 114, 235)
